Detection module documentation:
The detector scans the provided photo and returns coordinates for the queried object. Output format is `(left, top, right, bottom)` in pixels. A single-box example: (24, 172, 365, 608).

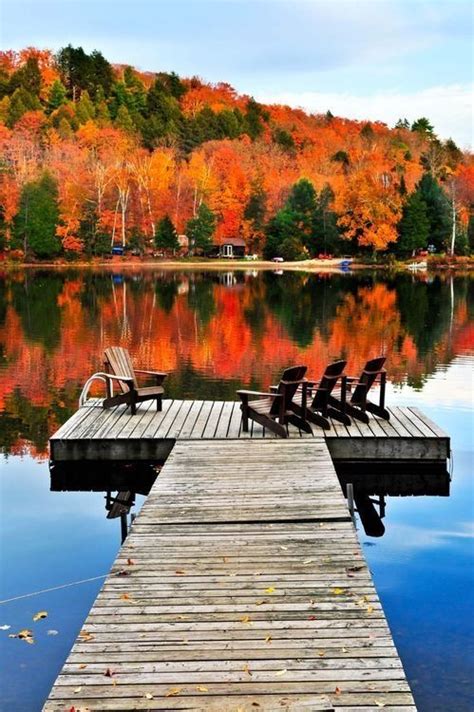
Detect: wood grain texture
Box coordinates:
(44, 439, 416, 710)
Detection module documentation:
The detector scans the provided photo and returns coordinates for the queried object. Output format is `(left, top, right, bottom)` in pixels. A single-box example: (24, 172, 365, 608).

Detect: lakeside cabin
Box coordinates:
(216, 236, 246, 258)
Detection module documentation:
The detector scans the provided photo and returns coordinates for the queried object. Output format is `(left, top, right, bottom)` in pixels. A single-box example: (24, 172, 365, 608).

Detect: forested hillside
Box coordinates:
(0, 46, 473, 259)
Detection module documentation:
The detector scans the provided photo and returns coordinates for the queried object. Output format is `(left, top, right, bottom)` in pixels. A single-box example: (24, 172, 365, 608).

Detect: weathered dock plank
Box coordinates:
(44, 440, 415, 711)
(49, 400, 450, 464)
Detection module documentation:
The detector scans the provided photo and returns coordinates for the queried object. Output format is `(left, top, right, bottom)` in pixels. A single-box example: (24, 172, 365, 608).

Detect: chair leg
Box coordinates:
(365, 402, 390, 420)
(287, 414, 313, 434)
(241, 406, 249, 432)
(156, 395, 162, 411)
(327, 407, 351, 426)
(306, 409, 331, 430)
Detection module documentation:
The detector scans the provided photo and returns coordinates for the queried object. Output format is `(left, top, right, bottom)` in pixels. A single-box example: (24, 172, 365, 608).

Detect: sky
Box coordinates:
(1, 0, 472, 147)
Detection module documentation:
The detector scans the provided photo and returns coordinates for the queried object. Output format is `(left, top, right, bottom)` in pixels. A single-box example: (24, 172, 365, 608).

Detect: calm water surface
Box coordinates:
(0, 268, 473, 711)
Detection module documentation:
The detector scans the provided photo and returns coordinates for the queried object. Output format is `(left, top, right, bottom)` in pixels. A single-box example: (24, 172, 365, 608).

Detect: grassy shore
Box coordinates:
(3, 255, 474, 271)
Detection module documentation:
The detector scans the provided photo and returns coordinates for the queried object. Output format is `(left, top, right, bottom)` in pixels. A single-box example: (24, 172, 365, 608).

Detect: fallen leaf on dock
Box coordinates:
(308, 615, 317, 620)
(367, 605, 374, 614)
(265, 635, 272, 643)
(127, 558, 135, 566)
(104, 668, 114, 677)
(274, 668, 287, 676)
(318, 650, 325, 657)
(144, 693, 153, 699)
(243, 663, 252, 676)
(165, 688, 181, 697)
(74, 687, 82, 694)
(116, 570, 130, 577)
(279, 546, 288, 551)
(240, 615, 252, 624)
(375, 702, 386, 708)
(175, 570, 186, 575)
(120, 593, 133, 601)
(346, 565, 364, 573)
(33, 611, 48, 622)
(79, 630, 94, 642)
(264, 586, 275, 594)
(79, 664, 87, 670)
(331, 588, 345, 595)
(255, 600, 268, 606)
(196, 686, 208, 692)
(302, 559, 313, 565)
(334, 687, 342, 695)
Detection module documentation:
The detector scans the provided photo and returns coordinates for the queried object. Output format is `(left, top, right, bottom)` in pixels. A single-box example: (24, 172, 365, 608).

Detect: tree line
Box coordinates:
(0, 46, 473, 259)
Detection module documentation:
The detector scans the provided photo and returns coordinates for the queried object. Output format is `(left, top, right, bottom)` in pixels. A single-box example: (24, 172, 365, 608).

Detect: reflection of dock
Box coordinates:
(45, 439, 417, 710)
(50, 400, 449, 465)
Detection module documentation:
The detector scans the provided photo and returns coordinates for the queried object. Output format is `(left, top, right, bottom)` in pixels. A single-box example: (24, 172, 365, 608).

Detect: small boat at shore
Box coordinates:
(407, 260, 427, 271)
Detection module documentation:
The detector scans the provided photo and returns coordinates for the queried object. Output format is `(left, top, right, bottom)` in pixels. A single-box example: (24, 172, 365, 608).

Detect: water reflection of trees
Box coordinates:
(0, 269, 472, 456)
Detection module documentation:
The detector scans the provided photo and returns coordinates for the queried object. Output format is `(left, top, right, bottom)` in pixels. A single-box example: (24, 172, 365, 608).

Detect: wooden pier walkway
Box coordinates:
(45, 439, 416, 711)
(50, 398, 449, 464)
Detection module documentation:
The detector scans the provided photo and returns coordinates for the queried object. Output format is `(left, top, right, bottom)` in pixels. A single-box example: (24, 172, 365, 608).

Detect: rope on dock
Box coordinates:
(0, 573, 110, 604)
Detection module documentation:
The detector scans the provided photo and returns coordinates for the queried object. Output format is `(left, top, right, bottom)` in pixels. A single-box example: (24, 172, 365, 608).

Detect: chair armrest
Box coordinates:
(134, 369, 168, 384)
(237, 390, 281, 399)
(280, 377, 308, 386)
(102, 373, 135, 387)
(134, 369, 168, 378)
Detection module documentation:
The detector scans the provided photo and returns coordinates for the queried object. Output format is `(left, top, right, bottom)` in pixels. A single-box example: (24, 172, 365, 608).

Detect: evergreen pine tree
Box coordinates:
(57, 117, 73, 139)
(75, 90, 95, 123)
(312, 184, 341, 255)
(9, 57, 42, 96)
(417, 174, 451, 251)
(14, 173, 61, 258)
(397, 191, 430, 256)
(155, 215, 179, 253)
(0, 95, 10, 123)
(115, 104, 134, 132)
(186, 203, 216, 254)
(47, 80, 67, 113)
(7, 88, 40, 127)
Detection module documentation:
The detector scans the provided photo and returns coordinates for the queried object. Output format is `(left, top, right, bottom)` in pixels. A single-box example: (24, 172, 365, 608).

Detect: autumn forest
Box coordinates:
(1, 46, 473, 260)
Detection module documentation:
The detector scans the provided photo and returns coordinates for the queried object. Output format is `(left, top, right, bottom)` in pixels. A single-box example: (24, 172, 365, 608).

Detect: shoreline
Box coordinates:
(2, 257, 473, 272)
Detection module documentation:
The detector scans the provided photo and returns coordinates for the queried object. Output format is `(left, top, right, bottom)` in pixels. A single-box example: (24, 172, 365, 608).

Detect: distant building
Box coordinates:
(178, 234, 189, 250)
(216, 237, 246, 258)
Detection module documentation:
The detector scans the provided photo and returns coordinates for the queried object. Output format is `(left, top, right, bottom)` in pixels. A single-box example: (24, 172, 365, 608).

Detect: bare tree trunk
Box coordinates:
(450, 188, 456, 256)
(175, 172, 181, 227)
(111, 198, 120, 246)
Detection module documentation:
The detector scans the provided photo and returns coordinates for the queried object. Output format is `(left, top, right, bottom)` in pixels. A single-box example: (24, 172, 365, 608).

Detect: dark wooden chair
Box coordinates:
(290, 360, 351, 429)
(102, 346, 167, 415)
(237, 365, 312, 438)
(334, 356, 389, 424)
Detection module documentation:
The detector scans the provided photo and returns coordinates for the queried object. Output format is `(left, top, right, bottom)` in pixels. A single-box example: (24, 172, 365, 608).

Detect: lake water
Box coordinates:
(0, 268, 473, 711)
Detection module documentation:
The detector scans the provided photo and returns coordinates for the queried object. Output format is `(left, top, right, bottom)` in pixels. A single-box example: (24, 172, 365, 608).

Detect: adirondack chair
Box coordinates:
(334, 356, 389, 424)
(237, 365, 312, 438)
(290, 360, 351, 429)
(102, 346, 167, 415)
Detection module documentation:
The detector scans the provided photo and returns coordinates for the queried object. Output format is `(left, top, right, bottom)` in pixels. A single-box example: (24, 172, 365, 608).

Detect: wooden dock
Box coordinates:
(44, 439, 416, 711)
(50, 398, 449, 464)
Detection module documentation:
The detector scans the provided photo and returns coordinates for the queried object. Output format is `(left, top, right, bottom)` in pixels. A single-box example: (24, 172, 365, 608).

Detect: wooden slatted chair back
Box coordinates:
(351, 356, 386, 404)
(104, 347, 137, 393)
(313, 360, 347, 405)
(270, 365, 307, 415)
